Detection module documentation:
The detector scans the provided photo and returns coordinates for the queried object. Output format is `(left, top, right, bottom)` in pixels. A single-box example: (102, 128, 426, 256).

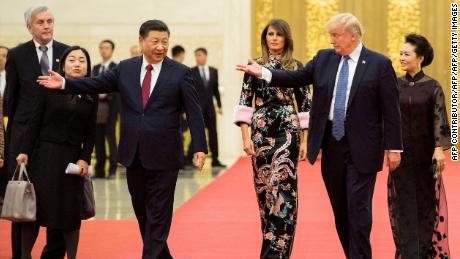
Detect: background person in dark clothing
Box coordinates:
(186, 47, 225, 167)
(20, 45, 97, 259)
(5, 6, 68, 258)
(92, 39, 119, 178)
(171, 45, 189, 134)
(171, 45, 185, 64)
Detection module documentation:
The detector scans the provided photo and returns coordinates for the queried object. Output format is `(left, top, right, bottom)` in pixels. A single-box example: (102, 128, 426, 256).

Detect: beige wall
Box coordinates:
(0, 0, 251, 158)
(0, 0, 226, 67)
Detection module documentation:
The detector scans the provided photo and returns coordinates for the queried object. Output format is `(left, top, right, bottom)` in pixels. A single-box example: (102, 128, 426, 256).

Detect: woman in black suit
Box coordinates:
(21, 46, 97, 259)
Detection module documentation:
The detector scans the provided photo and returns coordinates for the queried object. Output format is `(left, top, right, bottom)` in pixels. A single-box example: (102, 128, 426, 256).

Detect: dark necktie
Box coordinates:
(332, 56, 350, 141)
(200, 67, 208, 87)
(100, 65, 106, 74)
(39, 45, 50, 76)
(142, 64, 153, 109)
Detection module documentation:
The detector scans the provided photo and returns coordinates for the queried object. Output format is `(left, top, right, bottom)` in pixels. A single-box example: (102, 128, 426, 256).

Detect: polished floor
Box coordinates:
(91, 157, 236, 220)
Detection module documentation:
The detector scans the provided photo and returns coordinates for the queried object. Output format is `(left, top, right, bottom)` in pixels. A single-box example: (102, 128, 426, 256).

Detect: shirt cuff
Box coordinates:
(388, 150, 403, 153)
(261, 67, 272, 83)
(61, 78, 66, 89)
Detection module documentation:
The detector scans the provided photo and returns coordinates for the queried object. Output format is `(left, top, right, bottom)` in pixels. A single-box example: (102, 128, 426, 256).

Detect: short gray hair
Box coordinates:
(24, 5, 50, 26)
(326, 13, 364, 37)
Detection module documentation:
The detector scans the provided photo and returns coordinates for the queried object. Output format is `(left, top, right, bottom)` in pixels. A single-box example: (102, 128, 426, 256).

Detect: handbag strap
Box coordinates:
(11, 163, 31, 183)
(19, 163, 31, 183)
(10, 164, 20, 181)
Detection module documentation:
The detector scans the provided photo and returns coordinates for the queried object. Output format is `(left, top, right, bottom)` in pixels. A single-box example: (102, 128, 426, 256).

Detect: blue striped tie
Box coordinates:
(332, 56, 350, 140)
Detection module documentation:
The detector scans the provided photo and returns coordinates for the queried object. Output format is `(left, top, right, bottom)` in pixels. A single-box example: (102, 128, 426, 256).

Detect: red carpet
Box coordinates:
(1, 157, 459, 258)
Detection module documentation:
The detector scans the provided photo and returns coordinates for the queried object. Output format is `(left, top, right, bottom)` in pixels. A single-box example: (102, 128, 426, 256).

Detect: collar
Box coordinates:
(101, 60, 112, 68)
(405, 70, 425, 82)
(142, 55, 163, 71)
(198, 65, 209, 70)
(0, 70, 5, 76)
(268, 53, 282, 61)
(33, 39, 53, 50)
(345, 42, 363, 62)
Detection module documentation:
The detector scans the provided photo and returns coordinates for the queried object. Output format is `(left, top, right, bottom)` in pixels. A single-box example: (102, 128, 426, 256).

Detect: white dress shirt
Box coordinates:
(0, 70, 5, 97)
(33, 39, 53, 66)
(198, 65, 210, 82)
(99, 60, 113, 74)
(328, 42, 363, 120)
(140, 55, 163, 97)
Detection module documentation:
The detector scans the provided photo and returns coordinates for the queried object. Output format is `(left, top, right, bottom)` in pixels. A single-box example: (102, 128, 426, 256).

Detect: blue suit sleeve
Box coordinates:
(270, 54, 317, 88)
(379, 59, 403, 150)
(65, 65, 119, 94)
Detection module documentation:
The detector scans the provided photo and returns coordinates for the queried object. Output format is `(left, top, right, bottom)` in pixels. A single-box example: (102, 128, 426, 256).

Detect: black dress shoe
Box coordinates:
(211, 160, 227, 167)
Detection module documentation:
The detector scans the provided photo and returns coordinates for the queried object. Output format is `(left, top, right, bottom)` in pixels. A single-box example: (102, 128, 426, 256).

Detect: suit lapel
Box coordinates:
(195, 66, 206, 86)
(52, 41, 62, 71)
(133, 56, 144, 112)
(192, 67, 204, 89)
(327, 53, 341, 105)
(145, 57, 173, 108)
(93, 64, 101, 76)
(209, 68, 216, 86)
(109, 61, 116, 70)
(26, 40, 41, 76)
(347, 47, 369, 109)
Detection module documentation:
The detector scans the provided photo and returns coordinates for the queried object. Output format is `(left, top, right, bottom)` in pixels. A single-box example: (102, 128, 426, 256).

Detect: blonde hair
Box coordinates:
(326, 13, 363, 37)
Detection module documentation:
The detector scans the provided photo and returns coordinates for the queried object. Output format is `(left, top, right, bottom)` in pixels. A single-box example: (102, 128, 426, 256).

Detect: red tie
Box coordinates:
(142, 64, 153, 109)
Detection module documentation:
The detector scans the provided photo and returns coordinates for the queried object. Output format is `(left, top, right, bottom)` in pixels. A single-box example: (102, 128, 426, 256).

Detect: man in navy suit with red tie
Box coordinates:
(38, 20, 207, 259)
(238, 13, 403, 259)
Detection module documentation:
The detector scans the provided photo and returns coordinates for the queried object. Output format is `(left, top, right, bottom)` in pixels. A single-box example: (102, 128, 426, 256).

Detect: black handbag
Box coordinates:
(81, 176, 95, 220)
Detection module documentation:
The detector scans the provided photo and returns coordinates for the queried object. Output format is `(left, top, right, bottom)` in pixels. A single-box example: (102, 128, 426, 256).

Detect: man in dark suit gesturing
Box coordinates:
(3, 6, 68, 259)
(238, 13, 403, 259)
(38, 20, 207, 259)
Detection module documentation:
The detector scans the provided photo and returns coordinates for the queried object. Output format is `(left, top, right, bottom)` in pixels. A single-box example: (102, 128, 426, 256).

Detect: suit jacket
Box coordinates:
(24, 91, 98, 163)
(270, 47, 403, 173)
(92, 62, 117, 76)
(0, 95, 4, 160)
(92, 61, 120, 125)
(4, 40, 69, 154)
(191, 66, 221, 113)
(64, 56, 208, 170)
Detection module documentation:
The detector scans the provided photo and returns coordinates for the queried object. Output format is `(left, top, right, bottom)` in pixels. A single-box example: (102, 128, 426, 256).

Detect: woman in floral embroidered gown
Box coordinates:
(388, 33, 451, 259)
(233, 19, 311, 259)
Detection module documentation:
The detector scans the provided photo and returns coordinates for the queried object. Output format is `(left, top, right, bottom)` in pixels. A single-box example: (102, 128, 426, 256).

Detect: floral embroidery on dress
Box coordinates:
(236, 56, 311, 258)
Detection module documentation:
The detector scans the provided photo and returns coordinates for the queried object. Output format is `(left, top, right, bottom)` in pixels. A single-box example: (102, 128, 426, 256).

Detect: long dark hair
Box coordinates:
(58, 46, 92, 77)
(259, 19, 297, 70)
